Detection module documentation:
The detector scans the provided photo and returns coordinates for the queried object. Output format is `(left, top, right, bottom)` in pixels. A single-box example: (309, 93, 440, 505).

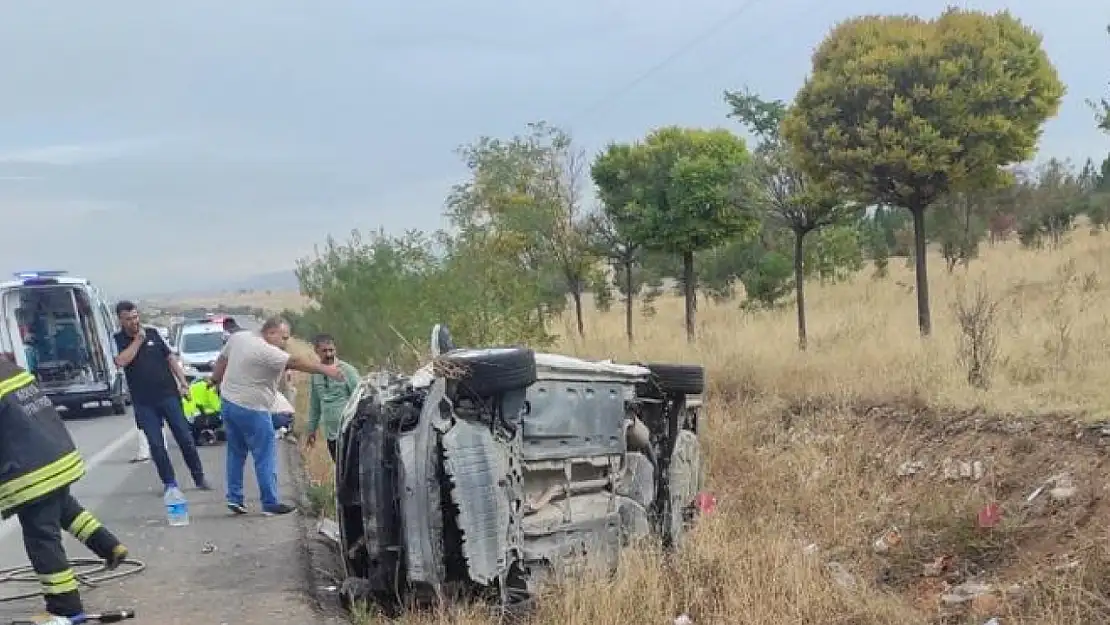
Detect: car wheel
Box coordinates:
(664, 430, 702, 546)
(436, 347, 537, 397)
(356, 404, 403, 602)
(637, 363, 705, 397)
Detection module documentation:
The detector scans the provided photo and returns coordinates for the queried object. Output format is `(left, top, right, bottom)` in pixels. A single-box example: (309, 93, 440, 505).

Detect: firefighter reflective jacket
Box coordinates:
(0, 360, 84, 519)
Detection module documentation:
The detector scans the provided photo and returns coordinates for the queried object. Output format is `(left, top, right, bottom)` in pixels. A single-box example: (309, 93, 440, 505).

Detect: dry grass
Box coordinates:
(294, 231, 1110, 625)
(565, 233, 1110, 419)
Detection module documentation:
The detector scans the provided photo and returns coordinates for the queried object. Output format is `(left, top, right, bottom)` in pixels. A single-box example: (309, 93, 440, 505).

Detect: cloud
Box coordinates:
(0, 0, 1104, 296)
(0, 137, 166, 166)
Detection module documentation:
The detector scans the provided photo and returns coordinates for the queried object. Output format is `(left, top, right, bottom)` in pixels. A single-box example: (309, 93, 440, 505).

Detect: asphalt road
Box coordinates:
(0, 408, 337, 624)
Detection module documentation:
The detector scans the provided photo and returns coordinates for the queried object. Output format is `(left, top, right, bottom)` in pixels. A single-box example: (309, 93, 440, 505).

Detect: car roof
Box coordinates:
(0, 275, 92, 290)
(180, 322, 225, 335)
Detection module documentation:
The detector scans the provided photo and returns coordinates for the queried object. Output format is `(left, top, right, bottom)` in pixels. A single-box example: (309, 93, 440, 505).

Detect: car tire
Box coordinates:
(664, 430, 702, 547)
(357, 405, 403, 600)
(436, 347, 537, 397)
(637, 363, 705, 397)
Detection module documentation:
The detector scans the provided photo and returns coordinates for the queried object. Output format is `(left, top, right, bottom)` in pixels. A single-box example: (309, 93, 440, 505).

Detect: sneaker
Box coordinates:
(262, 503, 297, 516)
(31, 613, 82, 625)
(227, 502, 248, 515)
(105, 544, 129, 571)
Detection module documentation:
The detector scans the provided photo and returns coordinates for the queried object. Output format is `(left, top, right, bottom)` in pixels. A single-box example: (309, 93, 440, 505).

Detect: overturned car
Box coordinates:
(333, 325, 708, 609)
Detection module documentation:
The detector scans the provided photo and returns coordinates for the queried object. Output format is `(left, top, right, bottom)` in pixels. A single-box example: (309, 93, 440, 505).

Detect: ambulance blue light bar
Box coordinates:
(14, 270, 68, 285)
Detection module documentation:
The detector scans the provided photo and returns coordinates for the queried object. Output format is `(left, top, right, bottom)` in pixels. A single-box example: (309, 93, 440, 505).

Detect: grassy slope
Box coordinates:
(291, 231, 1110, 624)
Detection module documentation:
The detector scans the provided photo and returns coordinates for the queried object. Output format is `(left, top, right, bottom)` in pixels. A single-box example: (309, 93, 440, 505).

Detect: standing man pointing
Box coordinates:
(114, 301, 211, 493)
(212, 317, 343, 516)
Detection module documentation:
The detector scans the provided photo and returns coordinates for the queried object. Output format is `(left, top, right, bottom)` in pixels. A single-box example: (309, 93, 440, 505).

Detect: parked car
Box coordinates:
(175, 318, 227, 379)
(334, 324, 707, 611)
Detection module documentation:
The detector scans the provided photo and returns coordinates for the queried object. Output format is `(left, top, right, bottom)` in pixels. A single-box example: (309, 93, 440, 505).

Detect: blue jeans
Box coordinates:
(222, 399, 280, 510)
(134, 395, 207, 488)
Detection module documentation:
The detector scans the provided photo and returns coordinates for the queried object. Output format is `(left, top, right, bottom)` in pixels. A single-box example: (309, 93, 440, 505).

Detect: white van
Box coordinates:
(0, 270, 129, 415)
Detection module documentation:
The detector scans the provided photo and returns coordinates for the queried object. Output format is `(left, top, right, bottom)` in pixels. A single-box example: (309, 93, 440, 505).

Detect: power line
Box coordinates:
(567, 0, 767, 124)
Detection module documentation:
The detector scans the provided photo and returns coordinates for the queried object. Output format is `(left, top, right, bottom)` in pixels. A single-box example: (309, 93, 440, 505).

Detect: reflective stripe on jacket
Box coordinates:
(0, 360, 84, 518)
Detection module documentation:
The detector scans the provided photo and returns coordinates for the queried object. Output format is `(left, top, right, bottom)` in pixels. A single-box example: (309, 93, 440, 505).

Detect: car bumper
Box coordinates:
(43, 388, 115, 407)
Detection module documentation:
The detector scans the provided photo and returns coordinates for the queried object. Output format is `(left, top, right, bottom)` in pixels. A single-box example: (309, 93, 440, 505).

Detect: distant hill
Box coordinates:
(139, 269, 300, 300)
(216, 270, 299, 292)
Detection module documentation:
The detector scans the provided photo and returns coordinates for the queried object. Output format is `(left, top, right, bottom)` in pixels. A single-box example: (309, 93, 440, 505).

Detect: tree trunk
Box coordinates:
(623, 261, 634, 345)
(910, 205, 932, 337)
(571, 284, 585, 337)
(682, 251, 696, 343)
(793, 230, 808, 351)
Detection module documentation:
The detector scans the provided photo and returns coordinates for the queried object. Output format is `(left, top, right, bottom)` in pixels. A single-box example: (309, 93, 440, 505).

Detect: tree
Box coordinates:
(1095, 25, 1109, 133)
(1015, 159, 1084, 248)
(783, 9, 1065, 336)
(295, 229, 445, 367)
(927, 191, 989, 271)
(586, 211, 645, 344)
(727, 87, 860, 349)
(446, 122, 598, 337)
(592, 127, 756, 342)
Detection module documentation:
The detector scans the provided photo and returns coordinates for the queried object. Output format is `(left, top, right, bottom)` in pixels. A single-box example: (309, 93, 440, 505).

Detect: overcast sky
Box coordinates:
(0, 0, 1106, 296)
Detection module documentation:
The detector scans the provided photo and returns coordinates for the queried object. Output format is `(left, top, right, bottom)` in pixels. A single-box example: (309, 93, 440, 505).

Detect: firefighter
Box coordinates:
(0, 358, 129, 624)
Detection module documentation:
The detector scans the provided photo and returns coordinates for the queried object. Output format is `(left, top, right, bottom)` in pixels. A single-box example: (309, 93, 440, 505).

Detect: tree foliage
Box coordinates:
(926, 191, 989, 272)
(446, 122, 598, 336)
(1013, 159, 1087, 248)
(1096, 25, 1110, 133)
(783, 8, 1065, 336)
(591, 126, 756, 342)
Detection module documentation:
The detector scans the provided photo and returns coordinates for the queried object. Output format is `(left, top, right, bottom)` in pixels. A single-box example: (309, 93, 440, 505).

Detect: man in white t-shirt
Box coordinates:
(211, 317, 342, 516)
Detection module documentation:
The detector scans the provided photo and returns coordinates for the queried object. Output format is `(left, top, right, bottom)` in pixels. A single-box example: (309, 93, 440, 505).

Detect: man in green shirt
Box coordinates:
(304, 334, 360, 461)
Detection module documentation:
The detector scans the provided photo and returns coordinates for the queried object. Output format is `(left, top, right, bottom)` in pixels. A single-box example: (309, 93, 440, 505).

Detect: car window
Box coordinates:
(181, 332, 225, 354)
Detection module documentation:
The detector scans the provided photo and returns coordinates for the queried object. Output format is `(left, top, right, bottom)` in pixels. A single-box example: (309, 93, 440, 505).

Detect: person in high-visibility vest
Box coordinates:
(182, 378, 223, 445)
(0, 359, 129, 624)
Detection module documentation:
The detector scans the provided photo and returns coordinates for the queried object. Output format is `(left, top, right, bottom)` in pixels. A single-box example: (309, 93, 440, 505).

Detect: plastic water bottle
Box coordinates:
(165, 485, 190, 526)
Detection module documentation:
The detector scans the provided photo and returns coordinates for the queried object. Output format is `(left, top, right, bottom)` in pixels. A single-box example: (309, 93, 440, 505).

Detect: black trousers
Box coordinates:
(17, 486, 123, 617)
(327, 439, 337, 462)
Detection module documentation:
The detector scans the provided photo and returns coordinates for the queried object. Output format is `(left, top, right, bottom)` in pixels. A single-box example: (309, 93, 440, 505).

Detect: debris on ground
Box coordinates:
(922, 555, 955, 577)
(1047, 472, 1077, 501)
(976, 502, 1003, 529)
(825, 561, 857, 589)
(940, 580, 993, 606)
(316, 518, 340, 544)
(897, 460, 926, 477)
(942, 457, 985, 481)
(872, 527, 903, 553)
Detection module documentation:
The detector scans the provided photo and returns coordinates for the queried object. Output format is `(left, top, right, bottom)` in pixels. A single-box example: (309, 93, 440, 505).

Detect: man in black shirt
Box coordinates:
(113, 301, 211, 493)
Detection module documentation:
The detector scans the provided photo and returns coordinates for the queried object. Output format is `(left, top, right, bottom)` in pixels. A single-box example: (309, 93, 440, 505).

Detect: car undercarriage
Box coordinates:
(333, 325, 707, 613)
